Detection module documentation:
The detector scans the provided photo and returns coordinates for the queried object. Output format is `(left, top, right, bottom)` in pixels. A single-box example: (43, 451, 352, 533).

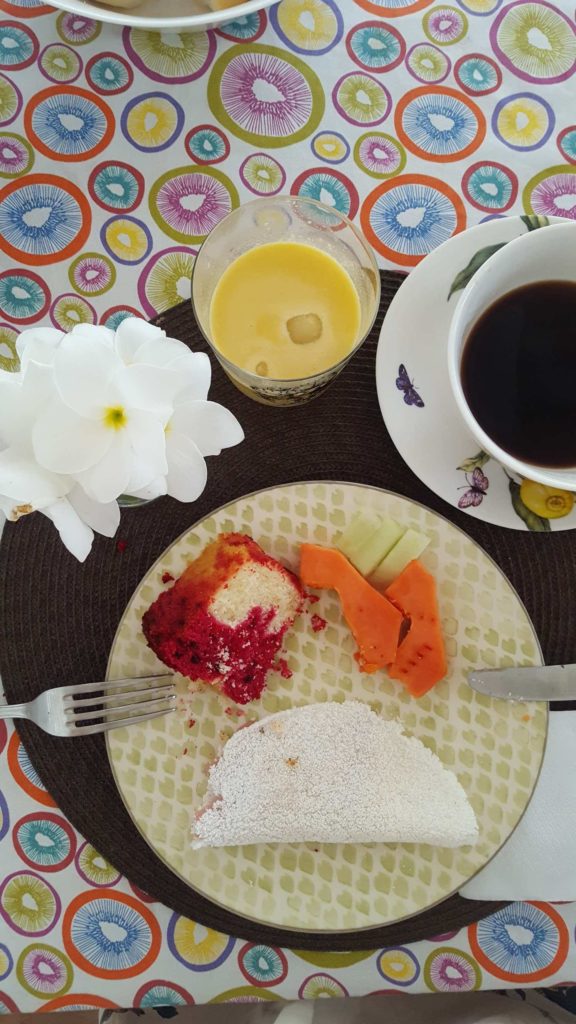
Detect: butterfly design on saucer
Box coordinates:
(458, 467, 489, 509)
(396, 364, 424, 408)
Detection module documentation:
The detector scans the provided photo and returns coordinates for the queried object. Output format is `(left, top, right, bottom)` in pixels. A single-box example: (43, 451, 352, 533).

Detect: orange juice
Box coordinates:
(209, 241, 361, 380)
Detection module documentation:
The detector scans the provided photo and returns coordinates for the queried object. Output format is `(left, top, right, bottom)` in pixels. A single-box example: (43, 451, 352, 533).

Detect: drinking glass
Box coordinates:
(191, 196, 380, 406)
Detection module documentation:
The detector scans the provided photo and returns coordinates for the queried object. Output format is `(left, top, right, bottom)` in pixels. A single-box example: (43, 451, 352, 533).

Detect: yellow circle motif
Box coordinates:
(275, 0, 340, 52)
(172, 919, 232, 968)
(103, 219, 150, 264)
(520, 479, 575, 519)
(312, 132, 348, 162)
(125, 97, 180, 150)
(496, 96, 550, 149)
(378, 948, 419, 983)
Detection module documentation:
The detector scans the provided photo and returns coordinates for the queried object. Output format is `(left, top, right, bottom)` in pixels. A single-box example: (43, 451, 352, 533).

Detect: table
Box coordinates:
(0, 0, 575, 1012)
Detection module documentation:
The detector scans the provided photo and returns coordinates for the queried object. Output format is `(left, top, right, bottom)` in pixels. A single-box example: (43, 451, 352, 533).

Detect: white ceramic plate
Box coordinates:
(106, 482, 547, 934)
(376, 215, 576, 532)
(47, 0, 276, 34)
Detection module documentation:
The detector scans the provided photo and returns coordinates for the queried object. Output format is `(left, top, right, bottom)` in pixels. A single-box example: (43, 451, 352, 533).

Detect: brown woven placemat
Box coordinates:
(1, 270, 575, 951)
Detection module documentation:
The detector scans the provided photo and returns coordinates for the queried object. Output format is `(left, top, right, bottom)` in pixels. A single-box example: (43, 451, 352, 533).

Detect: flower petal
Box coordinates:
(41, 498, 94, 562)
(124, 409, 168, 492)
(33, 398, 111, 474)
(129, 476, 168, 501)
(168, 352, 212, 401)
(17, 327, 63, 371)
(115, 318, 166, 364)
(68, 485, 120, 538)
(0, 361, 54, 449)
(0, 448, 69, 508)
(169, 401, 244, 457)
(76, 432, 131, 504)
(133, 335, 188, 368)
(70, 323, 114, 348)
(54, 336, 121, 419)
(165, 432, 207, 502)
(116, 364, 182, 423)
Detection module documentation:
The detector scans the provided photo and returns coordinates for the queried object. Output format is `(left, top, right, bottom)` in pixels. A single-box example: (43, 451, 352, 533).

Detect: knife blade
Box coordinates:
(468, 664, 576, 702)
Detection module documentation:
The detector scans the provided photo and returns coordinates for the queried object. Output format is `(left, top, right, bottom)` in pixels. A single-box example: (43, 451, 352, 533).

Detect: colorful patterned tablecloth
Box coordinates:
(1, 0, 576, 1012)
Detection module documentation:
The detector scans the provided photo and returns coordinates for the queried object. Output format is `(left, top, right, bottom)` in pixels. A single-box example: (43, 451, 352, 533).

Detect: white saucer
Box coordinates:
(376, 215, 576, 532)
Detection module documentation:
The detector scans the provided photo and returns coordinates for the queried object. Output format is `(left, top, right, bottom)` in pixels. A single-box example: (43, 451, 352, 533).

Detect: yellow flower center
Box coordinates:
(103, 406, 127, 430)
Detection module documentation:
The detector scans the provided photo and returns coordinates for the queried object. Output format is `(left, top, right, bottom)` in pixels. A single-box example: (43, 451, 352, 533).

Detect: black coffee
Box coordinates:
(461, 280, 576, 469)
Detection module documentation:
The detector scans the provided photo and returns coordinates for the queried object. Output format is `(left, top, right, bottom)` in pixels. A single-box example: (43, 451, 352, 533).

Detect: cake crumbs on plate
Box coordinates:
(311, 613, 327, 632)
(162, 571, 174, 584)
(116, 539, 127, 553)
(275, 657, 292, 679)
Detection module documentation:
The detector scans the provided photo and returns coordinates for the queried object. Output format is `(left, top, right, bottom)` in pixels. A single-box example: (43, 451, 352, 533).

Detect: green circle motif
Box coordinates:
(209, 987, 282, 1003)
(354, 132, 406, 180)
(17, 944, 73, 999)
(294, 950, 374, 968)
(149, 166, 239, 245)
(76, 844, 120, 884)
(68, 252, 116, 297)
(522, 164, 576, 216)
(208, 44, 325, 148)
(424, 946, 482, 992)
(0, 325, 20, 373)
(0, 132, 34, 179)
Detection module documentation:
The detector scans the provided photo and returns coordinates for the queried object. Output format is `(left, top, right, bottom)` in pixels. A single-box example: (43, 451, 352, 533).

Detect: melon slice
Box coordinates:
(385, 560, 446, 697)
(336, 512, 404, 576)
(370, 528, 430, 590)
(300, 544, 402, 671)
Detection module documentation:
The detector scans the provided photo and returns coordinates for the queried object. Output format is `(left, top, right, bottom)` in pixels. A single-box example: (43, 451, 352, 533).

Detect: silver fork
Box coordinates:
(0, 675, 176, 737)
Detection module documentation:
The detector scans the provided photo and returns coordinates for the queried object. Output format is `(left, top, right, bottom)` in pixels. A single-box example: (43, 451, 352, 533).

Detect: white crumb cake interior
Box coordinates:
(193, 701, 479, 849)
(208, 561, 301, 631)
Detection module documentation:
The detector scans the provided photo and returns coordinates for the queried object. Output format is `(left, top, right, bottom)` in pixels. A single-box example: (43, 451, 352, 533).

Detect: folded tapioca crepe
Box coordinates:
(192, 701, 478, 849)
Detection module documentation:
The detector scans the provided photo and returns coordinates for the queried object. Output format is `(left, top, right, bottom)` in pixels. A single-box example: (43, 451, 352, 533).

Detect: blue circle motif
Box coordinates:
(0, 24, 37, 68)
(401, 91, 480, 158)
(30, 92, 111, 159)
(87, 55, 132, 94)
(0, 272, 48, 320)
(0, 180, 83, 261)
(14, 817, 73, 870)
(69, 896, 155, 973)
(347, 23, 404, 71)
(367, 179, 462, 261)
(472, 904, 567, 978)
(456, 55, 500, 93)
(292, 170, 357, 216)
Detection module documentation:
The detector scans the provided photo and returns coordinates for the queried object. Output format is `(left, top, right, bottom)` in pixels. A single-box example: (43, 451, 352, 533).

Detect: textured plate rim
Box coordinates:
(106, 480, 548, 935)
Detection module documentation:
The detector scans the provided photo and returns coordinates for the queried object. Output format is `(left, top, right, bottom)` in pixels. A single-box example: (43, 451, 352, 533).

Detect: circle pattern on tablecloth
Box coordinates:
(311, 130, 350, 164)
(290, 166, 360, 218)
(149, 165, 238, 244)
(134, 979, 194, 1007)
(454, 52, 501, 93)
(0, 71, 22, 126)
(354, 131, 406, 178)
(299, 973, 349, 998)
(406, 43, 450, 82)
(0, 789, 8, 842)
(377, 947, 420, 986)
(333, 72, 391, 126)
(270, 0, 344, 55)
(469, 903, 569, 982)
(490, 1, 576, 84)
(0, 872, 60, 937)
(395, 86, 485, 161)
(0, 22, 38, 69)
(346, 21, 405, 71)
(122, 28, 216, 83)
(74, 842, 122, 887)
(24, 86, 114, 161)
(167, 915, 235, 972)
(16, 944, 73, 999)
(85, 53, 133, 95)
(522, 165, 576, 219)
(0, 132, 33, 177)
(424, 947, 482, 991)
(208, 44, 325, 146)
(238, 944, 288, 987)
(0, 269, 49, 323)
(185, 124, 230, 165)
(462, 160, 518, 210)
(0, 174, 90, 265)
(62, 890, 161, 978)
(492, 92, 555, 150)
(120, 93, 184, 152)
(88, 161, 144, 213)
(39, 44, 82, 84)
(50, 292, 96, 330)
(557, 127, 576, 164)
(360, 174, 466, 264)
(12, 814, 76, 872)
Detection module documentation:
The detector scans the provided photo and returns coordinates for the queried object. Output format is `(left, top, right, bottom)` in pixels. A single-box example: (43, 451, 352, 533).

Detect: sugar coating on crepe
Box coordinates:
(192, 701, 479, 848)
(142, 533, 304, 705)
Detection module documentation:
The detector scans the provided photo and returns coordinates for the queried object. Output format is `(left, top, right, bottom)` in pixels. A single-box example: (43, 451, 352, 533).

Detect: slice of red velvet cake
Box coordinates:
(142, 533, 305, 704)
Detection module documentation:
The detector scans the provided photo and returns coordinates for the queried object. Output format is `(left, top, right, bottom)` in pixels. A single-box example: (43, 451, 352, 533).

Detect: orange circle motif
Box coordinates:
(62, 890, 161, 979)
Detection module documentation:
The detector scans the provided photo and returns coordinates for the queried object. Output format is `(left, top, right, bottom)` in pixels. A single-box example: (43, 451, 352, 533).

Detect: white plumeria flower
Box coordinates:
(165, 399, 244, 502)
(31, 333, 182, 504)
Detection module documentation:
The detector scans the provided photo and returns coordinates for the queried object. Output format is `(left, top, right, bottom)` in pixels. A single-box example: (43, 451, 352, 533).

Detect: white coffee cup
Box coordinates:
(447, 221, 576, 490)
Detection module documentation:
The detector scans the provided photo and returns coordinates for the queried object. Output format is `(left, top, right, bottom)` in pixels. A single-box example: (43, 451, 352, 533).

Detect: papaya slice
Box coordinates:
(300, 544, 402, 671)
(385, 560, 447, 697)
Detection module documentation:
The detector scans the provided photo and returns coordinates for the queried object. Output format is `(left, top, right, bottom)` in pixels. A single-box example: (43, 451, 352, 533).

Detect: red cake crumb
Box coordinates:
(275, 657, 293, 680)
(162, 571, 174, 584)
(142, 533, 304, 705)
(116, 539, 127, 553)
(311, 614, 327, 633)
(307, 593, 320, 604)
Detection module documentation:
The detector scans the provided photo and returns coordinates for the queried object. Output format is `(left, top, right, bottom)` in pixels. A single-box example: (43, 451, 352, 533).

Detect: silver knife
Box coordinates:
(468, 664, 576, 702)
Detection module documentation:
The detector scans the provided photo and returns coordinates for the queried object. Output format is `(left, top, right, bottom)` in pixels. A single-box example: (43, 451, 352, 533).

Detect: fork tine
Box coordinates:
(72, 706, 175, 735)
(68, 695, 176, 724)
(67, 684, 175, 709)
(61, 675, 172, 697)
